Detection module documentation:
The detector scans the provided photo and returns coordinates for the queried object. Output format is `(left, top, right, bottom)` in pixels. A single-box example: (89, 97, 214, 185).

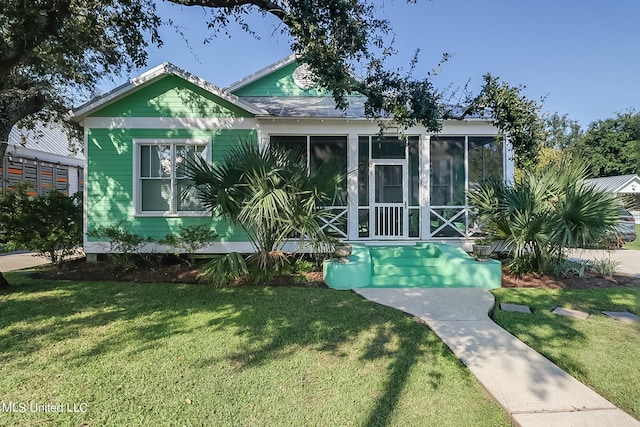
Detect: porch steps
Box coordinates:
(370, 245, 451, 287)
(323, 243, 502, 290)
(368, 244, 501, 289)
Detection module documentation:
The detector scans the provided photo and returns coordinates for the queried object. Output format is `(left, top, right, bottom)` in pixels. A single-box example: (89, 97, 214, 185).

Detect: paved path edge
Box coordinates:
(354, 287, 640, 427)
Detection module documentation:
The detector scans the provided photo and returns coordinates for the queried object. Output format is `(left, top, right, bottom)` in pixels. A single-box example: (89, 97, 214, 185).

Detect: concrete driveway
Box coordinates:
(0, 251, 51, 272)
(568, 248, 640, 278)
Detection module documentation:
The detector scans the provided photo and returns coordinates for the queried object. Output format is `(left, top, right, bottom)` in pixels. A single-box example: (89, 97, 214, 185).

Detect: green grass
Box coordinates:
(0, 272, 509, 427)
(623, 224, 640, 250)
(492, 287, 640, 420)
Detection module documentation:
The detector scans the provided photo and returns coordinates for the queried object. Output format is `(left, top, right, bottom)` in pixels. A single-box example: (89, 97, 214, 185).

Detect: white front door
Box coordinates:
(370, 162, 408, 238)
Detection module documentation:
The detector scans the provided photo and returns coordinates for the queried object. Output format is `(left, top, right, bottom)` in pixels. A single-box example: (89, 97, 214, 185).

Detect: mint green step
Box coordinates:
(370, 274, 456, 287)
(372, 257, 444, 268)
(369, 246, 442, 259)
(323, 243, 502, 290)
(373, 265, 445, 276)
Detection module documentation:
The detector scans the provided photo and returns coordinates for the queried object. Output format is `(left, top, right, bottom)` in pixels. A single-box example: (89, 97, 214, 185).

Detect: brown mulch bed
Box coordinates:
(31, 256, 640, 289)
(502, 271, 640, 289)
(31, 257, 327, 287)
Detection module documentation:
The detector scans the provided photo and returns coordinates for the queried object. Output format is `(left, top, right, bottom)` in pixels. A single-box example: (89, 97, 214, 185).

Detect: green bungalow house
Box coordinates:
(71, 55, 514, 260)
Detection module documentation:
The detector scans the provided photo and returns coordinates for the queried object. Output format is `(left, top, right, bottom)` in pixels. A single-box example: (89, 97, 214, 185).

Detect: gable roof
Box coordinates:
(224, 55, 297, 93)
(585, 174, 640, 193)
(71, 62, 269, 121)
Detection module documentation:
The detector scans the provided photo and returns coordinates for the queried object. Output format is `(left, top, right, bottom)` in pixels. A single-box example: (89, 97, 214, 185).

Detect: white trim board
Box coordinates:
(83, 117, 260, 130)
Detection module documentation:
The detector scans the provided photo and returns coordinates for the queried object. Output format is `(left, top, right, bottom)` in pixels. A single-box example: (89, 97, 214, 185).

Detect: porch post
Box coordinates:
(504, 135, 515, 184)
(347, 132, 359, 241)
(420, 133, 430, 239)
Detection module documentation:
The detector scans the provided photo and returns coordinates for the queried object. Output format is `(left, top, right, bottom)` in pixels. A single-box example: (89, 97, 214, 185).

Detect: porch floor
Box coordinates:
(323, 243, 501, 290)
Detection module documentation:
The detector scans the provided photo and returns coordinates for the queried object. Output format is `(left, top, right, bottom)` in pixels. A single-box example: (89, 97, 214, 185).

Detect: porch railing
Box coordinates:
(374, 204, 404, 238)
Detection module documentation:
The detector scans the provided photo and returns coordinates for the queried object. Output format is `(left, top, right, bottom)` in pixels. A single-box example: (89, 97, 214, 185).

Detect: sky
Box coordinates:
(100, 0, 640, 128)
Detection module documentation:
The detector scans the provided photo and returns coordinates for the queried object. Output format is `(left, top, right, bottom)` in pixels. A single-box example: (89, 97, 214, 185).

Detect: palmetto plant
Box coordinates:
(186, 140, 343, 282)
(468, 160, 619, 275)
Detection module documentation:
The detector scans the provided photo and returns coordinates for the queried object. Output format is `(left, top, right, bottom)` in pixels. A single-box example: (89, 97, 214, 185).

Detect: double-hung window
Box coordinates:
(134, 139, 210, 215)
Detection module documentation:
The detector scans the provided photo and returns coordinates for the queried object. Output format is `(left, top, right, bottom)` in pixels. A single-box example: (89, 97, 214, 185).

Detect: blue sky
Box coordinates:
(103, 0, 640, 128)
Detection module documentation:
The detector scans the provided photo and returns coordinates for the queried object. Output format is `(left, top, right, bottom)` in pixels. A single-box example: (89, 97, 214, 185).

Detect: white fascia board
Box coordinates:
(224, 54, 298, 93)
(71, 62, 270, 123)
(6, 145, 84, 167)
(83, 116, 259, 130)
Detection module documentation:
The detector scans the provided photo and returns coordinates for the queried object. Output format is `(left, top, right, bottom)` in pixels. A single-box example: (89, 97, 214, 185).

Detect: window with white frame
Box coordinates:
(135, 139, 210, 214)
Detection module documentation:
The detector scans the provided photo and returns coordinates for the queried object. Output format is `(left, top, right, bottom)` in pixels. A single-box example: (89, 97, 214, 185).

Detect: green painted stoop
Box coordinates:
(323, 243, 501, 290)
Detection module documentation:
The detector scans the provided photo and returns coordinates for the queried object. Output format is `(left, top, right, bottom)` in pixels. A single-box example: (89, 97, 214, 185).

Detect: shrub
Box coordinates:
(198, 252, 248, 287)
(88, 221, 153, 268)
(468, 160, 619, 276)
(0, 184, 82, 264)
(160, 224, 218, 265)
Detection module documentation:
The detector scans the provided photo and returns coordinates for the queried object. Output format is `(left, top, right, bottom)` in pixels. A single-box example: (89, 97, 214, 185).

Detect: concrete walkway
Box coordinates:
(355, 287, 640, 427)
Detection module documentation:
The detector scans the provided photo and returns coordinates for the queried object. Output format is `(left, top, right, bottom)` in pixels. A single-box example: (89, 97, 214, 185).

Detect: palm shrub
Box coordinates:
(186, 140, 343, 283)
(468, 160, 619, 275)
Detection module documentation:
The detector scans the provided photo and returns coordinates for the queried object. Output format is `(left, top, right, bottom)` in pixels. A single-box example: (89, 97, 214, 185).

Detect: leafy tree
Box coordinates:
(168, 0, 543, 167)
(1, 0, 545, 184)
(545, 112, 582, 149)
(0, 0, 160, 285)
(471, 74, 545, 170)
(0, 0, 161, 159)
(468, 160, 619, 276)
(532, 113, 583, 174)
(569, 110, 640, 177)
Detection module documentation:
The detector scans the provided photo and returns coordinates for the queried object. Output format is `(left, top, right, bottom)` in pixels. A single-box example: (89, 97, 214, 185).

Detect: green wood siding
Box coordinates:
(86, 128, 255, 242)
(232, 63, 329, 97)
(89, 75, 254, 118)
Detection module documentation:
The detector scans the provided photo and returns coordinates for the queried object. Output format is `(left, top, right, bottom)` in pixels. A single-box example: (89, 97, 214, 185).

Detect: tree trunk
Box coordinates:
(0, 88, 46, 165)
(0, 123, 10, 288)
(0, 271, 9, 288)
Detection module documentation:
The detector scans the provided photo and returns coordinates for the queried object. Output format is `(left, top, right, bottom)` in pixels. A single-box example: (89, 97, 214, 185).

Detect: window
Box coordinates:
(430, 136, 465, 206)
(135, 139, 210, 214)
(270, 135, 347, 199)
(468, 136, 504, 185)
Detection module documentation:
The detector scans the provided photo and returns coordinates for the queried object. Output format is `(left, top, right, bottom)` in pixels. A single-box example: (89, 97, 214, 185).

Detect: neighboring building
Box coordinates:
(2, 122, 84, 196)
(70, 56, 514, 256)
(585, 174, 640, 223)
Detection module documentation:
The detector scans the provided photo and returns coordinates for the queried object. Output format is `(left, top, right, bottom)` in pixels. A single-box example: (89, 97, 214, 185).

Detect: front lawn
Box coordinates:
(492, 287, 640, 420)
(0, 273, 509, 426)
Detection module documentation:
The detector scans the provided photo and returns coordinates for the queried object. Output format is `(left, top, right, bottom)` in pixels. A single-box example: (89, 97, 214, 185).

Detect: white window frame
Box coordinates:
(133, 138, 211, 217)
